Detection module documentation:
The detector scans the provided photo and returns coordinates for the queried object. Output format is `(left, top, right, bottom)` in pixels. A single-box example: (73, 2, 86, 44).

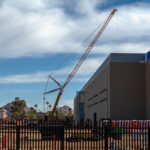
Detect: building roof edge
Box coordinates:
(81, 53, 145, 91)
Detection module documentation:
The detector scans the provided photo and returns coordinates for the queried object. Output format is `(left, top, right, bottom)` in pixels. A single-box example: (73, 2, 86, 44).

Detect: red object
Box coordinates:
(2, 136, 6, 148)
(132, 121, 140, 130)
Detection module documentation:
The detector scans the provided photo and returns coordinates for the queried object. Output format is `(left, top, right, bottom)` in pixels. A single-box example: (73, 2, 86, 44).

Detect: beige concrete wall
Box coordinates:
(145, 62, 150, 119)
(74, 60, 147, 121)
(110, 62, 145, 120)
(83, 65, 110, 121)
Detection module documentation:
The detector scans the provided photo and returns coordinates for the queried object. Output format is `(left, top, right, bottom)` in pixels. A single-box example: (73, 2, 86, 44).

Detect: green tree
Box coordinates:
(11, 97, 27, 119)
(26, 107, 37, 119)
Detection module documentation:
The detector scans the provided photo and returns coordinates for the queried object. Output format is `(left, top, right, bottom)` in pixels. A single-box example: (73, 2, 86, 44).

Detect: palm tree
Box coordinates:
(46, 101, 49, 112)
(48, 104, 52, 111)
(34, 104, 38, 112)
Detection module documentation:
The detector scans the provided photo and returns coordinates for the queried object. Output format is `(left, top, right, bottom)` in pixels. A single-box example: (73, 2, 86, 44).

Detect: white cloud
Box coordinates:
(75, 58, 103, 76)
(0, 1, 149, 58)
(0, 57, 103, 84)
(93, 42, 149, 54)
(76, 0, 103, 15)
(4, 0, 45, 11)
(0, 71, 49, 84)
(59, 99, 74, 109)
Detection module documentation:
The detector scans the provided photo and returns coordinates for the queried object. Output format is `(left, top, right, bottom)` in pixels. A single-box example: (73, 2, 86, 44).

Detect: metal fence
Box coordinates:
(0, 119, 150, 150)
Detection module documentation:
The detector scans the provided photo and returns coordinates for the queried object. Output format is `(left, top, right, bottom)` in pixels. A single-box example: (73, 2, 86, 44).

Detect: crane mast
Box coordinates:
(44, 9, 117, 117)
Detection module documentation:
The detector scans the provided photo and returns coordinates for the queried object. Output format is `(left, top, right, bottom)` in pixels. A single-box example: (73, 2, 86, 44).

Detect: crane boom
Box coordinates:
(44, 9, 117, 117)
(63, 9, 117, 88)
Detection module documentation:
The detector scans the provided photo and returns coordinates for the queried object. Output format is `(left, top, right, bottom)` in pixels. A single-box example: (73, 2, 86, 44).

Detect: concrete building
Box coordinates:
(74, 52, 150, 121)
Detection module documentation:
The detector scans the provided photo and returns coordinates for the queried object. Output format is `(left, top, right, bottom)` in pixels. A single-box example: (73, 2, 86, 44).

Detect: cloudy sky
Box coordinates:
(0, 0, 150, 111)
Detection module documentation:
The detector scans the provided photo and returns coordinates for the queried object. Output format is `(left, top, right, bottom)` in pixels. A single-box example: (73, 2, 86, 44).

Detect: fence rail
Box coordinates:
(0, 119, 149, 150)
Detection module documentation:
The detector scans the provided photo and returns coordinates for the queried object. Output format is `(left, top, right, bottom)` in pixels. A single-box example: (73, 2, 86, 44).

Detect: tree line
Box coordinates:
(6, 97, 73, 121)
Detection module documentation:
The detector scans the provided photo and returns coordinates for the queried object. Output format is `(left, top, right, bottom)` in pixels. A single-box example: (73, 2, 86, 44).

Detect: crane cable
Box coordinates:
(43, 19, 106, 95)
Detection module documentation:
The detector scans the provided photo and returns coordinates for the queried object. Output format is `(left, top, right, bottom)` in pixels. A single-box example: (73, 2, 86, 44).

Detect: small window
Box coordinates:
(99, 88, 107, 94)
(99, 98, 107, 102)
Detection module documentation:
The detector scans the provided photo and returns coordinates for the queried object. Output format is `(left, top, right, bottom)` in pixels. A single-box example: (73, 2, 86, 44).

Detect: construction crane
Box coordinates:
(44, 9, 117, 117)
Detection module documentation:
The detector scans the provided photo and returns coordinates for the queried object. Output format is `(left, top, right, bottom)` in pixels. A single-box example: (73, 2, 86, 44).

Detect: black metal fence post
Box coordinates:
(104, 126, 108, 150)
(16, 125, 20, 150)
(148, 127, 150, 150)
(60, 125, 64, 150)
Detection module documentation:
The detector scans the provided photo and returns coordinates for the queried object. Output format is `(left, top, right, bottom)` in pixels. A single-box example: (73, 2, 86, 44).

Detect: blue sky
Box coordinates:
(0, 0, 150, 111)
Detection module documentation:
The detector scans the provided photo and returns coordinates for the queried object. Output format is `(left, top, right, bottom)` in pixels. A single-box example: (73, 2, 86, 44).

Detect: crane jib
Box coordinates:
(45, 9, 118, 117)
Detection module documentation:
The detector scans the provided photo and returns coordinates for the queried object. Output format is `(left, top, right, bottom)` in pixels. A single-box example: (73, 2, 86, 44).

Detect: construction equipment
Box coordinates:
(44, 9, 117, 117)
